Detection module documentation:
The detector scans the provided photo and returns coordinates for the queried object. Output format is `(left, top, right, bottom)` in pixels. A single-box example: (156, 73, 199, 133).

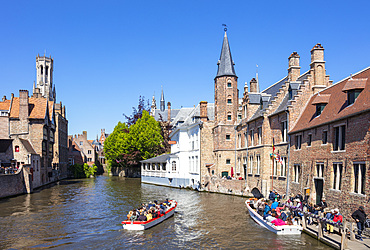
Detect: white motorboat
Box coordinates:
(122, 200, 177, 230)
(245, 199, 302, 235)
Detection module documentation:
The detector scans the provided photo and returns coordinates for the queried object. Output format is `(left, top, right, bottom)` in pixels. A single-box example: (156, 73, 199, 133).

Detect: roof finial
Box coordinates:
(222, 24, 227, 32)
(350, 74, 353, 79)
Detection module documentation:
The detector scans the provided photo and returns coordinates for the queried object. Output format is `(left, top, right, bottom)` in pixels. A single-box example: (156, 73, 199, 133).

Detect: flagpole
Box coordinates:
(271, 138, 275, 192)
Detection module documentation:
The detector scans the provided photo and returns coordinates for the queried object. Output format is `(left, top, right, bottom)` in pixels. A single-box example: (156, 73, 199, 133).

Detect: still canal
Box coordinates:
(0, 176, 331, 249)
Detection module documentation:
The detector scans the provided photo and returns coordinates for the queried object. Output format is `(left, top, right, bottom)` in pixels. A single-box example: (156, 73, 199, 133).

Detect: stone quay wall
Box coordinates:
(201, 175, 249, 196)
(0, 166, 32, 198)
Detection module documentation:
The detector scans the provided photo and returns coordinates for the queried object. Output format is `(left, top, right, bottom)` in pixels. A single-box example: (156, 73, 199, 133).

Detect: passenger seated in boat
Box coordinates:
(264, 201, 272, 216)
(286, 217, 293, 225)
(268, 190, 276, 201)
(127, 211, 133, 220)
(255, 198, 265, 216)
(265, 212, 276, 223)
(271, 198, 279, 210)
(271, 218, 286, 226)
(130, 211, 138, 221)
(138, 212, 147, 221)
(146, 210, 153, 221)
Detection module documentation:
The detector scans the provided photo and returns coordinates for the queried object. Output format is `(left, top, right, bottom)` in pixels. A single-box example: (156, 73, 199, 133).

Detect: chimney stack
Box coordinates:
(167, 102, 171, 122)
(310, 43, 327, 88)
(199, 101, 208, 122)
(2, 96, 6, 102)
(19, 90, 29, 120)
(288, 51, 300, 82)
(250, 78, 258, 93)
(83, 131, 87, 139)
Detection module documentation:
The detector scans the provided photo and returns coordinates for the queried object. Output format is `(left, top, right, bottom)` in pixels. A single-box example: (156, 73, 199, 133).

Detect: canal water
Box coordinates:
(0, 176, 331, 249)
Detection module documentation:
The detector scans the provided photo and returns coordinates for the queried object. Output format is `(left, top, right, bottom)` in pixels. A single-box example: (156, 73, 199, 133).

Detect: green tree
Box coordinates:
(84, 163, 97, 177)
(104, 110, 164, 169)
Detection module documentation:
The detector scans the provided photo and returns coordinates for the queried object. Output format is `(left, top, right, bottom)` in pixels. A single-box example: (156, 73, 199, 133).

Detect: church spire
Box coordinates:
(160, 86, 165, 112)
(216, 30, 236, 77)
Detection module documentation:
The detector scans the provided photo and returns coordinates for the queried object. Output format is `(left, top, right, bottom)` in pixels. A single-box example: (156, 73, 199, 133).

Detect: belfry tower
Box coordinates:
(213, 29, 239, 172)
(35, 54, 55, 101)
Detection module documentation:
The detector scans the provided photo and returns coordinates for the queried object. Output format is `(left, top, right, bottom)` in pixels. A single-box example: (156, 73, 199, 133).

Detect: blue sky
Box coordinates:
(1, 0, 369, 139)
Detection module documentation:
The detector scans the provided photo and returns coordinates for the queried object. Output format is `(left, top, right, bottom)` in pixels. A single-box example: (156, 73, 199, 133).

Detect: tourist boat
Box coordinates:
(245, 199, 302, 235)
(122, 200, 177, 230)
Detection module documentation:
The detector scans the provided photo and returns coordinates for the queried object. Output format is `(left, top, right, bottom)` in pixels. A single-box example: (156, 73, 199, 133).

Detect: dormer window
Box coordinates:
(342, 78, 366, 106)
(312, 94, 330, 117)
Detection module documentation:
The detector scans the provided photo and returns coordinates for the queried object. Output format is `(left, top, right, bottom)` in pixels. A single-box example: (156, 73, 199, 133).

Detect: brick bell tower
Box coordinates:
(213, 29, 239, 175)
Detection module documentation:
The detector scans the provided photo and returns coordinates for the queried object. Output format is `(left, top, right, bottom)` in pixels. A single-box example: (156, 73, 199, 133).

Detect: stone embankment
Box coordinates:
(0, 166, 32, 198)
(201, 176, 251, 197)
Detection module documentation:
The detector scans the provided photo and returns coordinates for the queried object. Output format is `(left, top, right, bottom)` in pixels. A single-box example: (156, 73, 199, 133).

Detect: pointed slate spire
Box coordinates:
(160, 87, 165, 112)
(216, 31, 236, 77)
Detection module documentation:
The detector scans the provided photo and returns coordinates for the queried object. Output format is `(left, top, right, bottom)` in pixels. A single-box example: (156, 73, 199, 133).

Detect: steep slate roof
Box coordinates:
(290, 66, 370, 133)
(0, 100, 11, 110)
(141, 153, 177, 163)
(154, 109, 181, 122)
(216, 31, 236, 77)
(171, 103, 215, 129)
(268, 71, 310, 117)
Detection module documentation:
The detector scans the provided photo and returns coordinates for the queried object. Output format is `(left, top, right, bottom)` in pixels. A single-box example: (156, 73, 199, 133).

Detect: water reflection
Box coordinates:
(0, 176, 331, 249)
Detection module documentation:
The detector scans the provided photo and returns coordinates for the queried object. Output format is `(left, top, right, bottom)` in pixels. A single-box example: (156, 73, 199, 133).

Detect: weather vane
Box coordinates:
(222, 24, 227, 32)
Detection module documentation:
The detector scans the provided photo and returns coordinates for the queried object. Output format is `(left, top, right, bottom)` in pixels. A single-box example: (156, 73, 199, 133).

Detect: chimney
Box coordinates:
(199, 101, 208, 122)
(250, 78, 258, 93)
(83, 131, 87, 139)
(19, 90, 29, 120)
(62, 105, 66, 118)
(310, 43, 328, 91)
(288, 52, 300, 82)
(11, 93, 14, 99)
(2, 96, 6, 102)
(167, 102, 171, 122)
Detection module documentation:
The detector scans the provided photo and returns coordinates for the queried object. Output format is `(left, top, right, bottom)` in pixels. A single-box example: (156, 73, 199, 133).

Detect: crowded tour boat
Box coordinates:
(122, 199, 177, 230)
(245, 198, 302, 235)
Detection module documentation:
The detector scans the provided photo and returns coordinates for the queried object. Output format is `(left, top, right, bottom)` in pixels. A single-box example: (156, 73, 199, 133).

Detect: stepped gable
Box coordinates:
(247, 76, 288, 122)
(290, 66, 370, 133)
(269, 71, 310, 116)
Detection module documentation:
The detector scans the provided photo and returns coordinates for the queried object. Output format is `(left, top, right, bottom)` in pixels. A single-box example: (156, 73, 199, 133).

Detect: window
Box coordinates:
(250, 130, 254, 146)
(244, 133, 248, 147)
(238, 114, 242, 120)
(80, 141, 83, 146)
(281, 121, 287, 142)
(172, 161, 177, 172)
(162, 163, 166, 171)
(15, 145, 19, 152)
(257, 127, 262, 145)
(256, 155, 261, 175)
(280, 157, 287, 177)
(147, 164, 150, 170)
(273, 159, 278, 176)
(195, 156, 198, 173)
(227, 114, 232, 121)
(151, 163, 155, 170)
(333, 163, 342, 190)
(42, 141, 46, 152)
(316, 163, 324, 177)
(227, 82, 232, 87)
(88, 150, 92, 154)
(295, 135, 302, 150)
(226, 134, 231, 140)
(322, 131, 328, 144)
(249, 156, 253, 174)
(308, 134, 312, 147)
(348, 90, 362, 105)
(238, 134, 241, 148)
(237, 158, 241, 173)
(334, 125, 345, 151)
(226, 159, 231, 165)
(353, 163, 366, 194)
(156, 163, 160, 170)
(87, 158, 92, 162)
(227, 99, 232, 104)
(294, 165, 300, 183)
(316, 104, 326, 116)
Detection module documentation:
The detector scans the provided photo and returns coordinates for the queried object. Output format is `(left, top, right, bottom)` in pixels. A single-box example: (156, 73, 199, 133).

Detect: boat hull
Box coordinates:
(122, 201, 177, 230)
(245, 200, 302, 235)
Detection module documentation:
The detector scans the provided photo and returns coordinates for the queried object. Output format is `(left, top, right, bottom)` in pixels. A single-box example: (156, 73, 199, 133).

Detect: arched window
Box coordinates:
(15, 146, 19, 152)
(172, 161, 176, 172)
(40, 65, 43, 75)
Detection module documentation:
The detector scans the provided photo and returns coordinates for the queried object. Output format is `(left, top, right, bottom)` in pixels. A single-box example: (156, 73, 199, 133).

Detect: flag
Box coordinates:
(272, 138, 275, 153)
(277, 153, 283, 165)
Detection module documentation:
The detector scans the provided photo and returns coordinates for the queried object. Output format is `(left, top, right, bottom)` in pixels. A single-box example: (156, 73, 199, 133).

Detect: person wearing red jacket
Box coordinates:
(327, 208, 342, 234)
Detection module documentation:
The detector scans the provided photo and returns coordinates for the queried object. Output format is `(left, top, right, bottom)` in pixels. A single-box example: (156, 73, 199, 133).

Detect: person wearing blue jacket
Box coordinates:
(264, 201, 272, 217)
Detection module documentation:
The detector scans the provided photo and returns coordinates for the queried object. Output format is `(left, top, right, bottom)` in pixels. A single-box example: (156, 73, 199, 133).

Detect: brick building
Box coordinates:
(289, 66, 370, 218)
(69, 131, 95, 166)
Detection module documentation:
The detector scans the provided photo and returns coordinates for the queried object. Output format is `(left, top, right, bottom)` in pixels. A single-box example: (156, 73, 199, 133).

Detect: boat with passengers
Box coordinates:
(122, 200, 177, 230)
(245, 199, 302, 235)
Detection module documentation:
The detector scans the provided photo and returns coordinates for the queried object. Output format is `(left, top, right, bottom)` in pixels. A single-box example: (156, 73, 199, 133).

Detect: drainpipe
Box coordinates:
(285, 110, 291, 198)
(234, 125, 237, 178)
(246, 123, 249, 185)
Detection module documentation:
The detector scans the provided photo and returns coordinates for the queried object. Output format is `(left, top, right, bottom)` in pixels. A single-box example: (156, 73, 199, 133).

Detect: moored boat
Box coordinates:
(245, 200, 302, 235)
(122, 200, 177, 230)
